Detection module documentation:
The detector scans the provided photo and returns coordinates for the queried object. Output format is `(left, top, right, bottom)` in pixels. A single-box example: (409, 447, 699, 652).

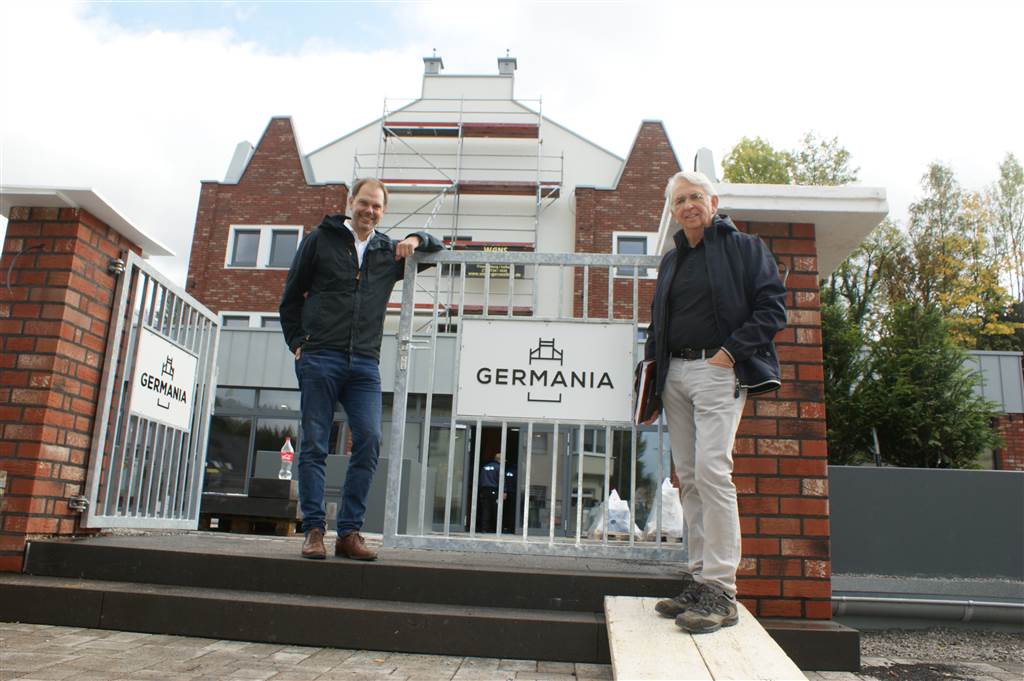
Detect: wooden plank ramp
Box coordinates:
(604, 596, 807, 681)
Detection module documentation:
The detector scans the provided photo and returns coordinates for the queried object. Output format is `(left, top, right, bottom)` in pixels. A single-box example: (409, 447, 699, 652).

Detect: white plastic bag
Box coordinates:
(644, 477, 685, 540)
(587, 490, 642, 539)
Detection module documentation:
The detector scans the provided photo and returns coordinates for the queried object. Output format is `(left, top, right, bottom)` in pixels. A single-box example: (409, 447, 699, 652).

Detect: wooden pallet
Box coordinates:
(601, 531, 683, 543)
(199, 513, 298, 537)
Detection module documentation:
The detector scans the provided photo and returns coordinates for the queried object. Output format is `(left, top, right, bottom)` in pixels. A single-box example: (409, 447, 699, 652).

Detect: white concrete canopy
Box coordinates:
(0, 185, 173, 257)
(656, 183, 889, 277)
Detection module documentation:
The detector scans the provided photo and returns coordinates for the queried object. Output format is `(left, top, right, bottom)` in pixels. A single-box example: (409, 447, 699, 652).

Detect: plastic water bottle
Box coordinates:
(278, 436, 294, 480)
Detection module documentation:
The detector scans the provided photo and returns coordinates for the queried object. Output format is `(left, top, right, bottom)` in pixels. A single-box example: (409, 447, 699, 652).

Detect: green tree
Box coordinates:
(860, 303, 1001, 469)
(989, 152, 1024, 304)
(789, 132, 859, 186)
(721, 136, 791, 184)
(820, 221, 902, 464)
(889, 163, 1019, 348)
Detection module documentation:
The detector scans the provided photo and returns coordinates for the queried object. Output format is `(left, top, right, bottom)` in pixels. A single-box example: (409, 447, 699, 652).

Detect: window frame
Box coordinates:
(225, 225, 303, 270)
(612, 231, 659, 279)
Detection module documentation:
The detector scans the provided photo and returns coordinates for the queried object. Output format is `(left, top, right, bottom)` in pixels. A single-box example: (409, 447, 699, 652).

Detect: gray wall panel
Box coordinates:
(217, 329, 457, 393)
(830, 466, 1024, 579)
(966, 350, 1023, 414)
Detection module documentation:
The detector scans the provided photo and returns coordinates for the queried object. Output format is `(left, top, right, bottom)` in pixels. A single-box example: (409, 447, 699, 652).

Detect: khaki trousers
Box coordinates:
(662, 358, 747, 597)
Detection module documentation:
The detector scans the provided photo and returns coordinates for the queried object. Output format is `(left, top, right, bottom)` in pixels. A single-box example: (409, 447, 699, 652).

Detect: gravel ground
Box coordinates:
(861, 626, 1024, 664)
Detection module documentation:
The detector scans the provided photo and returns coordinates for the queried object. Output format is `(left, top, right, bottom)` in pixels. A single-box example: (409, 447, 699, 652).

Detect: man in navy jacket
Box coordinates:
(646, 171, 786, 633)
(280, 178, 441, 561)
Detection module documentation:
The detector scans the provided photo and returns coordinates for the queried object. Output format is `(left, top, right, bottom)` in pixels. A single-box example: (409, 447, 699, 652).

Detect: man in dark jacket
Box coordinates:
(279, 177, 442, 561)
(646, 171, 786, 633)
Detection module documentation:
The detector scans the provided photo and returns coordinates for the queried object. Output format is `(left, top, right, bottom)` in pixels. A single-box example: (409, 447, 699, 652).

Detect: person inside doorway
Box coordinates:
(477, 453, 512, 533)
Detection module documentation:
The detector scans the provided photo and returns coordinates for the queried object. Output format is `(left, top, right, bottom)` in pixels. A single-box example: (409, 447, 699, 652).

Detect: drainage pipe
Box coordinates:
(832, 595, 1024, 625)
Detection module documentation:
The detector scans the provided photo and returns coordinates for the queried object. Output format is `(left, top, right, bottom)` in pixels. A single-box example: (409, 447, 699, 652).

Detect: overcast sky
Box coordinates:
(2, 0, 1021, 286)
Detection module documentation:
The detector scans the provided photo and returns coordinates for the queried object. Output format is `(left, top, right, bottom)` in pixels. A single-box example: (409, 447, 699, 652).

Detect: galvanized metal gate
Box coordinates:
(81, 251, 219, 528)
(383, 249, 687, 560)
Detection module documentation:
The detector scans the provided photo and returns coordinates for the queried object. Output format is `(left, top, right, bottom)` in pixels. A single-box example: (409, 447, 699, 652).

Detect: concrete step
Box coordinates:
(22, 537, 678, 613)
(0, 573, 609, 663)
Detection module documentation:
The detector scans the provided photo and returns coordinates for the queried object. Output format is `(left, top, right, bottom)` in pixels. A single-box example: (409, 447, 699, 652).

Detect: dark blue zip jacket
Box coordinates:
(279, 215, 442, 360)
(644, 214, 787, 396)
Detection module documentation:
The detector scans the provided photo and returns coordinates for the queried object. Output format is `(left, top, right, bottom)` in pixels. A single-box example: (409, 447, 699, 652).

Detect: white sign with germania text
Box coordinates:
(457, 319, 635, 423)
(128, 327, 199, 431)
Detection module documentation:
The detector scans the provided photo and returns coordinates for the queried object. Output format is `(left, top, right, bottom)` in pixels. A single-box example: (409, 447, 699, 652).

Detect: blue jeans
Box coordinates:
(294, 350, 382, 536)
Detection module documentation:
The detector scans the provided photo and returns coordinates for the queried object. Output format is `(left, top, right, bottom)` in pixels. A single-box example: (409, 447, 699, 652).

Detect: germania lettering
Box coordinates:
(476, 367, 614, 389)
(139, 372, 188, 404)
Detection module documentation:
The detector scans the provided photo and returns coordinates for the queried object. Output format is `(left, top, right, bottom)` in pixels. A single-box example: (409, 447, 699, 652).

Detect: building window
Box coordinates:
(226, 225, 302, 269)
(269, 230, 299, 268)
(613, 232, 658, 278)
(230, 230, 260, 267)
(222, 315, 251, 329)
(261, 316, 282, 330)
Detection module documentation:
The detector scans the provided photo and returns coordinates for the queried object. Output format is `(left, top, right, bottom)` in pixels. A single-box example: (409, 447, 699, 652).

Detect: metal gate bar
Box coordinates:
(384, 250, 684, 560)
(82, 251, 219, 528)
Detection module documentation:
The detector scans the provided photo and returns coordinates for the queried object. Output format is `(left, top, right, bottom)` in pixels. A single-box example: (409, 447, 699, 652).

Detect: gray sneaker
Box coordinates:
(654, 573, 705, 618)
(675, 584, 738, 634)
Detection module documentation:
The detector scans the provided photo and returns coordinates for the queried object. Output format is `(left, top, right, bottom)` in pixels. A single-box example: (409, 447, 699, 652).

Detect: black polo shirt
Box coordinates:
(666, 240, 723, 351)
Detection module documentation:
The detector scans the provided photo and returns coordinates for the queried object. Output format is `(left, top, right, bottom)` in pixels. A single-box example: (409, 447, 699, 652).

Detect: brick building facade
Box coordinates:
(574, 121, 832, 619)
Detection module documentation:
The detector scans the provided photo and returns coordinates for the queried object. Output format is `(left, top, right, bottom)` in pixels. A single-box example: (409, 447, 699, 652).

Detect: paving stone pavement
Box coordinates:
(2, 622, 1022, 681)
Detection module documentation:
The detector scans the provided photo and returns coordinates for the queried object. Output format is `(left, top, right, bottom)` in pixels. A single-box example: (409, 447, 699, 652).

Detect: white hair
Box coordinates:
(664, 170, 716, 202)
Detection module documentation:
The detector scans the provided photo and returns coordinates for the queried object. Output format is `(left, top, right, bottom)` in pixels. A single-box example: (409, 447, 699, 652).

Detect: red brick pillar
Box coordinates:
(0, 207, 141, 572)
(734, 221, 832, 620)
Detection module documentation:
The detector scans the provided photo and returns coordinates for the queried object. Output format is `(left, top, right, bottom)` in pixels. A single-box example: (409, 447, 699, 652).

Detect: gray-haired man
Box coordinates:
(644, 171, 786, 633)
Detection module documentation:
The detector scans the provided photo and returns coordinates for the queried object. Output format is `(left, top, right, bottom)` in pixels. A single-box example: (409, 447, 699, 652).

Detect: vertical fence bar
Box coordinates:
(630, 267, 640, 546)
(506, 259, 514, 318)
(383, 256, 419, 541)
(607, 264, 614, 320)
(575, 423, 585, 544)
(496, 420, 508, 537)
(442, 268, 467, 536)
(521, 421, 533, 542)
(548, 421, 559, 544)
(469, 419, 483, 536)
(629, 427, 638, 547)
(558, 265, 565, 319)
(656, 415, 665, 546)
(417, 267, 444, 536)
(483, 263, 491, 317)
(582, 266, 589, 321)
(602, 425, 611, 545)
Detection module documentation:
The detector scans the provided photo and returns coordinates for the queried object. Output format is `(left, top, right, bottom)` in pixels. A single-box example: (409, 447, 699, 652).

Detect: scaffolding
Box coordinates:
(352, 96, 563, 250)
(353, 95, 565, 326)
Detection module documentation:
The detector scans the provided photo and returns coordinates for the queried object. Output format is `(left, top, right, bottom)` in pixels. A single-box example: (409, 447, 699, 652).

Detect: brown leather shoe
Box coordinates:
(301, 528, 327, 559)
(335, 531, 378, 561)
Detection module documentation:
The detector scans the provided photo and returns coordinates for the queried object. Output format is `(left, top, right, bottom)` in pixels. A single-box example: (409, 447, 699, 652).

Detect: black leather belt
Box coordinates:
(671, 346, 721, 360)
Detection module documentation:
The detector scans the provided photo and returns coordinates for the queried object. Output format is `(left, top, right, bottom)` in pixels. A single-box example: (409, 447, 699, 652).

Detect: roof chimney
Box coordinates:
(498, 50, 517, 76)
(423, 50, 444, 75)
(694, 148, 718, 182)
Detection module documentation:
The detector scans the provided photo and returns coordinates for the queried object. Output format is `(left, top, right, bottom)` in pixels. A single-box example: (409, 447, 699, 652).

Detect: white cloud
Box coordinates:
(2, 1, 1022, 286)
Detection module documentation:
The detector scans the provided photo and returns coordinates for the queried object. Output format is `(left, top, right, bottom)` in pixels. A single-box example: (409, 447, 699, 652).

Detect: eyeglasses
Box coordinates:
(673, 192, 707, 206)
